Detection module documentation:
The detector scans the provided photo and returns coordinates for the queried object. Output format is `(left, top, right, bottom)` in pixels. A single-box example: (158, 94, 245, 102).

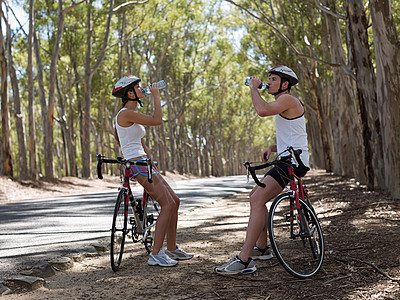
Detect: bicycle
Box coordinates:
(243, 146, 324, 279)
(96, 154, 160, 272)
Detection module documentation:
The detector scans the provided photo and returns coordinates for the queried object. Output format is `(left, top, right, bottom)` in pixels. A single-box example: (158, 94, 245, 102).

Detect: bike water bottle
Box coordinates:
(143, 80, 166, 94)
(244, 76, 269, 90)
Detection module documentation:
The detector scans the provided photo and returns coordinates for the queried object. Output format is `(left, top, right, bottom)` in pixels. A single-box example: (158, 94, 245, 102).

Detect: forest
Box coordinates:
(0, 0, 399, 198)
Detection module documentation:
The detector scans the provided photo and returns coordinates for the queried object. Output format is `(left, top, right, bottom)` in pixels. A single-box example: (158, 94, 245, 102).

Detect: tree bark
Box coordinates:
(0, 2, 13, 177)
(346, 0, 384, 189)
(324, 0, 365, 182)
(45, 0, 66, 178)
(7, 22, 28, 179)
(369, 0, 400, 198)
(27, 0, 37, 179)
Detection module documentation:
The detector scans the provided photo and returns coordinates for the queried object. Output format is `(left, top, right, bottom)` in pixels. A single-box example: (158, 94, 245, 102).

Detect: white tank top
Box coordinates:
(115, 108, 147, 159)
(275, 112, 309, 167)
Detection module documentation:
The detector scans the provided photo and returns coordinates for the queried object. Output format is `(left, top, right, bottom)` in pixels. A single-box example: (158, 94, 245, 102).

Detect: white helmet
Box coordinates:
(112, 75, 141, 98)
(268, 66, 298, 86)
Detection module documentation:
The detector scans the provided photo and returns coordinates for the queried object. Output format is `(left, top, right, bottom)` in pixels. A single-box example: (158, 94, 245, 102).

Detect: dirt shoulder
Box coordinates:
(1, 170, 400, 299)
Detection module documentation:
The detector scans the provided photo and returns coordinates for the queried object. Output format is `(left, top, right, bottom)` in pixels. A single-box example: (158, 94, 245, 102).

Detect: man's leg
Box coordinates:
(238, 175, 283, 262)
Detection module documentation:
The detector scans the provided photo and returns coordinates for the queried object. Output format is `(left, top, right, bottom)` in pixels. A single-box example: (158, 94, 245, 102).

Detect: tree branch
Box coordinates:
(224, 0, 355, 79)
(113, 0, 150, 13)
(3, 0, 28, 37)
(314, 0, 346, 20)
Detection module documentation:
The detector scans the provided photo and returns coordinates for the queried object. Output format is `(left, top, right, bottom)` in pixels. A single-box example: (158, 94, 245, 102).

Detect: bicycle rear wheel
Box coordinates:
(268, 193, 324, 279)
(110, 189, 128, 272)
(143, 193, 160, 253)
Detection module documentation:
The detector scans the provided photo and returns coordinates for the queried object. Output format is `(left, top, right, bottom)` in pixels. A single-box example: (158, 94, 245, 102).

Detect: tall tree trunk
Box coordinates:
(346, 0, 384, 189)
(0, 2, 13, 177)
(33, 32, 48, 176)
(324, 0, 365, 182)
(300, 59, 333, 171)
(370, 0, 400, 198)
(56, 76, 69, 176)
(65, 70, 76, 176)
(7, 25, 28, 179)
(45, 0, 66, 178)
(81, 0, 114, 178)
(27, 0, 37, 179)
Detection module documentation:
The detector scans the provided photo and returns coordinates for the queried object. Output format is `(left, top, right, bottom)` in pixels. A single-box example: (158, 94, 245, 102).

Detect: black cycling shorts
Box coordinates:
(265, 160, 309, 189)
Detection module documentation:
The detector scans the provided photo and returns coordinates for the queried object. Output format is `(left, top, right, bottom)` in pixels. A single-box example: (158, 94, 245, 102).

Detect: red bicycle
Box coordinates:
(96, 154, 159, 272)
(243, 146, 324, 279)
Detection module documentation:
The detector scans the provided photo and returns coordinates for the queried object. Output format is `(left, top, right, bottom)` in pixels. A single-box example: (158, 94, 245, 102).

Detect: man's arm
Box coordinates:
(261, 144, 277, 162)
(249, 78, 290, 117)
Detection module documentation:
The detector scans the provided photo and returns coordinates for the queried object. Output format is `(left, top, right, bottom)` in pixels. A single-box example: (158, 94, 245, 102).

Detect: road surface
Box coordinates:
(0, 175, 253, 278)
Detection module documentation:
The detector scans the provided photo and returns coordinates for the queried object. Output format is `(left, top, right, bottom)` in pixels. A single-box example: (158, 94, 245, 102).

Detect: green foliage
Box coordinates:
(9, 0, 398, 178)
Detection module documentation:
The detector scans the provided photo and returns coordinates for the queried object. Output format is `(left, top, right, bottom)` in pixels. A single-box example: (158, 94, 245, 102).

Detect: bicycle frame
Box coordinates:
(96, 153, 159, 271)
(287, 166, 309, 239)
(244, 147, 311, 239)
(119, 166, 156, 242)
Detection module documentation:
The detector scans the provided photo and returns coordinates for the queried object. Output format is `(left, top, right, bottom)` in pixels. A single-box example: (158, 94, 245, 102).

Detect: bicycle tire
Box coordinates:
(143, 193, 160, 254)
(110, 189, 128, 272)
(268, 193, 324, 279)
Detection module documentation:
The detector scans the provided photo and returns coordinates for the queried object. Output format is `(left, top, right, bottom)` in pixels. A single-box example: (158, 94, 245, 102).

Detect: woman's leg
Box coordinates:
(135, 173, 178, 254)
(158, 176, 180, 251)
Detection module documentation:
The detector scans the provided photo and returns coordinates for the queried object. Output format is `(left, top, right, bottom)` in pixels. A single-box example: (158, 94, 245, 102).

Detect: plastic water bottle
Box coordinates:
(244, 76, 269, 90)
(143, 80, 166, 94)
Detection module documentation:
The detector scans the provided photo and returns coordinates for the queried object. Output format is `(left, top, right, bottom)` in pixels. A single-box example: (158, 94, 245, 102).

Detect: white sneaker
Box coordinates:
(252, 245, 273, 260)
(165, 245, 194, 260)
(214, 255, 256, 275)
(148, 249, 178, 267)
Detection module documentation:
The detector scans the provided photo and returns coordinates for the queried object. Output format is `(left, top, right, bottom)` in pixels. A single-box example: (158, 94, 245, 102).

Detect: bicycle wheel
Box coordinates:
(268, 193, 324, 279)
(143, 193, 160, 253)
(110, 189, 128, 272)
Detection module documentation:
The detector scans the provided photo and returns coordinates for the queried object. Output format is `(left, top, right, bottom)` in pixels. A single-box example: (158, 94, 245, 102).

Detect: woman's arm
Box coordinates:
(119, 85, 162, 126)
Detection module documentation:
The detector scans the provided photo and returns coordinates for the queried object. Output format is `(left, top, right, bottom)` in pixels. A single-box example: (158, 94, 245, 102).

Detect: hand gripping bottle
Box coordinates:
(244, 76, 269, 90)
(143, 80, 166, 94)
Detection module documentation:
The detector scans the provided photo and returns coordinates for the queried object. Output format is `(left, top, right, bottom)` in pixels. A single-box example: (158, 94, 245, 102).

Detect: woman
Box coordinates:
(112, 75, 193, 267)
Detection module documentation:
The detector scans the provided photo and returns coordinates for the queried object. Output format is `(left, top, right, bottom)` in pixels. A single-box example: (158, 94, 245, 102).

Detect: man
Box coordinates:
(215, 66, 309, 274)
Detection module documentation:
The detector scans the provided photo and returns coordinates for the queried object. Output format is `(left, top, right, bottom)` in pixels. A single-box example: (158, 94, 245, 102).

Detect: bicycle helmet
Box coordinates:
(112, 75, 143, 106)
(268, 66, 298, 96)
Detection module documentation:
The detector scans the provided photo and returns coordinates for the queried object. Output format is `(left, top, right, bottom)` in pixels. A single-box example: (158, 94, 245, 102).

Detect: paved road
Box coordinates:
(0, 175, 252, 278)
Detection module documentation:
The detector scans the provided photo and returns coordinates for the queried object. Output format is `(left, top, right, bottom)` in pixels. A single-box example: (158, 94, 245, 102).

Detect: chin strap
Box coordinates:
(272, 80, 290, 96)
(123, 89, 143, 107)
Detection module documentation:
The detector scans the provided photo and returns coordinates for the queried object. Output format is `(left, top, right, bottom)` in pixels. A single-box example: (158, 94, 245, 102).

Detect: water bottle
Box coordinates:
(143, 80, 166, 94)
(244, 76, 269, 90)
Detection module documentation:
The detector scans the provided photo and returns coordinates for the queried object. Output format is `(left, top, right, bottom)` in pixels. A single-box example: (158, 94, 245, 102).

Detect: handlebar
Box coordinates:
(243, 146, 306, 188)
(96, 154, 155, 183)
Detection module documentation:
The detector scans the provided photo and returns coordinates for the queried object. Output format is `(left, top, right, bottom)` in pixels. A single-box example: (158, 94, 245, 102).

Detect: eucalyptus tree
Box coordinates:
(81, 0, 114, 178)
(0, 0, 13, 177)
(369, 0, 400, 197)
(6, 17, 28, 179)
(27, 0, 37, 179)
(31, 0, 84, 178)
(346, 0, 383, 189)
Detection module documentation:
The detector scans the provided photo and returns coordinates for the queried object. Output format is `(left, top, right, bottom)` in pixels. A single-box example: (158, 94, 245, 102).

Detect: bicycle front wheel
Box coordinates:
(268, 193, 324, 279)
(110, 189, 128, 272)
(143, 193, 160, 254)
